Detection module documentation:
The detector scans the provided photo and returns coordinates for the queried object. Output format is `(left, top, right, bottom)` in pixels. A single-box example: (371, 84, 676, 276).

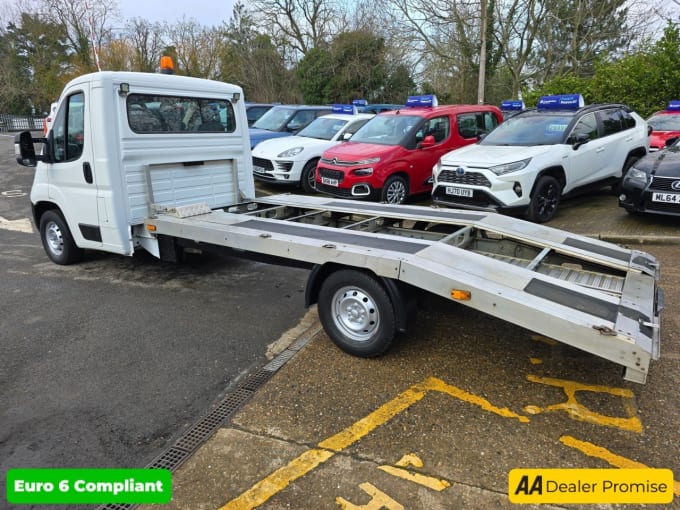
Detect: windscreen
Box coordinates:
(349, 114, 421, 146)
(480, 113, 573, 146)
(647, 114, 680, 131)
(297, 117, 349, 140)
(252, 107, 296, 131)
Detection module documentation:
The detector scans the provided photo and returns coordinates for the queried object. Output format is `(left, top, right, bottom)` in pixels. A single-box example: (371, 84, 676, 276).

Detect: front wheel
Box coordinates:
(39, 210, 83, 265)
(300, 159, 318, 194)
(527, 176, 562, 223)
(317, 269, 396, 357)
(380, 175, 408, 204)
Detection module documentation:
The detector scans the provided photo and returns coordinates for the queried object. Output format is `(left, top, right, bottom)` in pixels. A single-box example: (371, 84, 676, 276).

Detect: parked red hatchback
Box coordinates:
(315, 96, 503, 203)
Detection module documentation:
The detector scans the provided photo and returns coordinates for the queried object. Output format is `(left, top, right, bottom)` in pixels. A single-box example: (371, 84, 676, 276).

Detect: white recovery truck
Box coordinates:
(15, 71, 663, 383)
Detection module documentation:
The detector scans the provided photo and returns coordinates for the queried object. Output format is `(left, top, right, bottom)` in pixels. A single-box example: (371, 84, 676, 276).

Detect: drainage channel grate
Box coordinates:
(97, 321, 320, 510)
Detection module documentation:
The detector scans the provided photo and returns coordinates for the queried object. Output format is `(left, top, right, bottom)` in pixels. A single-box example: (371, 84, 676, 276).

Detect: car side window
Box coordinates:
(600, 108, 625, 136)
(568, 113, 599, 142)
(53, 92, 85, 163)
(415, 116, 450, 144)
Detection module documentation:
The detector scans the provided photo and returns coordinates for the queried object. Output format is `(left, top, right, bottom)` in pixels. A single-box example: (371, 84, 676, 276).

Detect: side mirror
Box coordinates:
(342, 132, 352, 141)
(14, 131, 50, 166)
(572, 133, 590, 150)
(418, 134, 436, 149)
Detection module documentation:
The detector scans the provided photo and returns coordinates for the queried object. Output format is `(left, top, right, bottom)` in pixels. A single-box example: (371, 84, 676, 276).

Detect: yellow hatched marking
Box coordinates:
(394, 453, 423, 468)
(219, 449, 334, 510)
(526, 375, 642, 432)
(336, 482, 405, 510)
(220, 377, 527, 509)
(378, 465, 450, 491)
(560, 435, 680, 496)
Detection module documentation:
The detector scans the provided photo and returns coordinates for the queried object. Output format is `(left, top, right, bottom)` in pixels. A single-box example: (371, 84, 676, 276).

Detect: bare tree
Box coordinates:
(250, 0, 351, 59)
(123, 17, 165, 72)
(165, 17, 224, 79)
(40, 0, 119, 71)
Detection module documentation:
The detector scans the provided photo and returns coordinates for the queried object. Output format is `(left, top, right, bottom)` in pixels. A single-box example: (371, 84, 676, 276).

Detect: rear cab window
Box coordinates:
(126, 94, 236, 133)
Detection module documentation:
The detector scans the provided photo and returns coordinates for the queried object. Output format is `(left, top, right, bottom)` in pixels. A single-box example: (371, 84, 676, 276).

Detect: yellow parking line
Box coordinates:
(219, 377, 527, 509)
(560, 435, 680, 496)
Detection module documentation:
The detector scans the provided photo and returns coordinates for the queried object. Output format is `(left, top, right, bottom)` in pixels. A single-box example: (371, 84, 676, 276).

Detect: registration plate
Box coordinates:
(652, 192, 680, 204)
(322, 176, 339, 187)
(253, 165, 266, 174)
(445, 186, 473, 198)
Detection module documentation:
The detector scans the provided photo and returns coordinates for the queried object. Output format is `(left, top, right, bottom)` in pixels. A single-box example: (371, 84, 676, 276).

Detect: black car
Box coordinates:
(618, 137, 680, 216)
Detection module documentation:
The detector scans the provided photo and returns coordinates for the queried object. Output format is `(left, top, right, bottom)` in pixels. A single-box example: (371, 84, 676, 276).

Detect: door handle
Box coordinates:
(83, 162, 93, 184)
(596, 147, 606, 153)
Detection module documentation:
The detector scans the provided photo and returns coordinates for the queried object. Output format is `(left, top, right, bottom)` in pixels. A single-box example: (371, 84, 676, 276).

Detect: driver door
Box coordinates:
(48, 90, 102, 247)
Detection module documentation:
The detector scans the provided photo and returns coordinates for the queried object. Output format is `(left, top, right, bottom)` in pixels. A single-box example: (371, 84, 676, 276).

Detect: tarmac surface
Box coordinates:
(137, 190, 679, 510)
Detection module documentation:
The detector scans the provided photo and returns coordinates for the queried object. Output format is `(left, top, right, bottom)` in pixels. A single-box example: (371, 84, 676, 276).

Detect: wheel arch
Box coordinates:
(32, 200, 62, 227)
(305, 263, 414, 332)
(531, 166, 566, 196)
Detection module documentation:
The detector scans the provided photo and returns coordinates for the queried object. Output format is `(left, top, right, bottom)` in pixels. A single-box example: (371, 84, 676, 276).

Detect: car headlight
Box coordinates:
(355, 157, 380, 165)
(626, 167, 649, 184)
(489, 158, 532, 176)
(353, 168, 373, 176)
(278, 147, 304, 158)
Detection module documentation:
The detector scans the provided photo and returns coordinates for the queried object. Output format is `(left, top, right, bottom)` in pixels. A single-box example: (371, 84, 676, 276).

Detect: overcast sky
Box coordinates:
(116, 0, 235, 27)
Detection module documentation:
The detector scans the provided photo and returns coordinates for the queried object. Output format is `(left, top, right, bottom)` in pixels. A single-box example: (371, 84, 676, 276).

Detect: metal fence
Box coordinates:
(0, 113, 44, 132)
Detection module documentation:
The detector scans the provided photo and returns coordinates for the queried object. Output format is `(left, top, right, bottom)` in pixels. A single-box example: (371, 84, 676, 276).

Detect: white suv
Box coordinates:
(432, 94, 650, 222)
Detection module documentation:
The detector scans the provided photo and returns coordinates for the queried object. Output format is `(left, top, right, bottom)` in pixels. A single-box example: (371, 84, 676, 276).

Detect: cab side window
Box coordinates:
(53, 92, 85, 163)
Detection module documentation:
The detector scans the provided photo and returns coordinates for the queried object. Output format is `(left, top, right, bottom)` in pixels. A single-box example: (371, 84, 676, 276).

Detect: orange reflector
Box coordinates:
(146, 224, 156, 232)
(451, 289, 471, 300)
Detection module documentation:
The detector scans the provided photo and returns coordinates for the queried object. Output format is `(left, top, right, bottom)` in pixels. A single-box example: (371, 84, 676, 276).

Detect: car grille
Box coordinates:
(318, 168, 345, 182)
(252, 157, 274, 171)
(438, 169, 491, 187)
(649, 176, 680, 192)
(320, 157, 356, 167)
(315, 182, 353, 197)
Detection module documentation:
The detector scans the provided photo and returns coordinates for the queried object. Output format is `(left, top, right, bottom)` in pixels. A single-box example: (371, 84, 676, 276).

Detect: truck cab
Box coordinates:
(16, 71, 252, 264)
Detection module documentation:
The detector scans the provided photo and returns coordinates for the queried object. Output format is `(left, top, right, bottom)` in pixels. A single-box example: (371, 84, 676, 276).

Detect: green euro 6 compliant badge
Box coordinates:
(6, 468, 171, 504)
(509, 468, 674, 504)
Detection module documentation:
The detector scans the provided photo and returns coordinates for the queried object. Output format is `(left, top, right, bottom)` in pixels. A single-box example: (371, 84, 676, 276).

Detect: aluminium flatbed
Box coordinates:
(146, 194, 662, 384)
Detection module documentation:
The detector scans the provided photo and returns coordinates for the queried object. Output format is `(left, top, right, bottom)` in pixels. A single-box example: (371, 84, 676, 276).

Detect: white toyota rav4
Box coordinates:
(432, 94, 650, 222)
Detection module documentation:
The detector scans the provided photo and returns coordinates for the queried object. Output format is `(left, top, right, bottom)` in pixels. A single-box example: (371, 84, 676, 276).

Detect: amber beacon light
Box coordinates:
(159, 56, 175, 74)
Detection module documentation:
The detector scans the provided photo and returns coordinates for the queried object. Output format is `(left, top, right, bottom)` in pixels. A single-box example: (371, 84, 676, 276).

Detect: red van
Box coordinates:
(315, 96, 503, 203)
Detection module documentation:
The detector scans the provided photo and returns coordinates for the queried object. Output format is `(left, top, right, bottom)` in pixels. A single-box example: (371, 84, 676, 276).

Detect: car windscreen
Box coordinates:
(647, 114, 680, 131)
(349, 114, 421, 146)
(297, 117, 349, 140)
(252, 107, 296, 131)
(480, 113, 573, 146)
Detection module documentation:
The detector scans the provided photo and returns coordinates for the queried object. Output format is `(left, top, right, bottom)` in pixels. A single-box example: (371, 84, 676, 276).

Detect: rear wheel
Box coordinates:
(39, 210, 83, 265)
(300, 159, 318, 194)
(317, 269, 396, 357)
(527, 176, 562, 223)
(380, 175, 408, 204)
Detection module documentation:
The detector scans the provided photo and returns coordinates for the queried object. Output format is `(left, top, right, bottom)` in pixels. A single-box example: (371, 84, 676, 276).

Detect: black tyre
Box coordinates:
(317, 269, 396, 357)
(39, 210, 83, 265)
(300, 159, 318, 194)
(527, 176, 562, 223)
(380, 175, 408, 204)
